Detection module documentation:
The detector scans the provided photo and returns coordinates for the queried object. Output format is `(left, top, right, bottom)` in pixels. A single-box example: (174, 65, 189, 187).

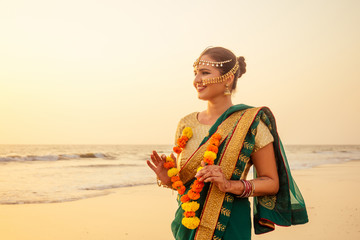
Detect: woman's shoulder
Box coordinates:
(177, 112, 199, 126)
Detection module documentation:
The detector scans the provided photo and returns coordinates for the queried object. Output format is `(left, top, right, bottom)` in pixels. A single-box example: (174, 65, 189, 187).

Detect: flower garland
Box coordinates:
(163, 127, 221, 229)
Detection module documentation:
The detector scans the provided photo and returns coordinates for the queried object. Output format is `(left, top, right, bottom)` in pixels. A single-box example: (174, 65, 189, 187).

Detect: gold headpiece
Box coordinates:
(194, 59, 239, 86)
(200, 61, 239, 86)
(194, 59, 232, 68)
(193, 47, 240, 86)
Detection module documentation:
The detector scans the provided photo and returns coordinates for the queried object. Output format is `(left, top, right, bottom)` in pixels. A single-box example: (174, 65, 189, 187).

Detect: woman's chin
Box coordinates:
(197, 92, 208, 100)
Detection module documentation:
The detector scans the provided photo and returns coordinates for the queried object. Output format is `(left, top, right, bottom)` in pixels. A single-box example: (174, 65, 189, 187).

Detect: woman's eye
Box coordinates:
(202, 72, 210, 75)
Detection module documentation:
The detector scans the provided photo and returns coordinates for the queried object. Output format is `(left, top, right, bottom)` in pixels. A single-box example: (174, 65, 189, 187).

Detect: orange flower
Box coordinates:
(203, 157, 214, 165)
(184, 211, 196, 218)
(188, 190, 200, 200)
(204, 151, 217, 161)
(194, 179, 204, 186)
(177, 136, 189, 148)
(178, 185, 186, 195)
(180, 194, 190, 203)
(164, 161, 175, 169)
(206, 144, 218, 154)
(172, 181, 183, 189)
(173, 146, 182, 154)
(192, 180, 205, 193)
(171, 176, 180, 182)
(212, 133, 222, 140)
(192, 185, 204, 193)
(209, 138, 220, 146)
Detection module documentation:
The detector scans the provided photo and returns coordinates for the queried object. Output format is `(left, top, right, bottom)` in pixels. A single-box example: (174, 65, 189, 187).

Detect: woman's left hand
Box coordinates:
(195, 163, 231, 193)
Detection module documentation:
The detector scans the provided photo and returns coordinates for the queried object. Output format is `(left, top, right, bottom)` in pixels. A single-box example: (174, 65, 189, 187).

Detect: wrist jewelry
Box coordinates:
(157, 177, 173, 189)
(237, 179, 253, 198)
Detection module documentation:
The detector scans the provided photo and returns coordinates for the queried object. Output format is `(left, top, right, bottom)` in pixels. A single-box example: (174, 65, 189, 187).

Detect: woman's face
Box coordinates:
(193, 55, 227, 101)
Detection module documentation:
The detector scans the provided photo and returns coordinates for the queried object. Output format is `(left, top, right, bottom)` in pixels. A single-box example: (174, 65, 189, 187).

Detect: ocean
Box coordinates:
(0, 144, 359, 205)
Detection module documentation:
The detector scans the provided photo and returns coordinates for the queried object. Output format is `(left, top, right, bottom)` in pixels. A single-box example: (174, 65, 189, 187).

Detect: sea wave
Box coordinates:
(0, 152, 111, 162)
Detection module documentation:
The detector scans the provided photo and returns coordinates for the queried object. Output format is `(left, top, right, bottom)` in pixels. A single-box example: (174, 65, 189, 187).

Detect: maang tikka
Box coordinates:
(193, 55, 240, 87)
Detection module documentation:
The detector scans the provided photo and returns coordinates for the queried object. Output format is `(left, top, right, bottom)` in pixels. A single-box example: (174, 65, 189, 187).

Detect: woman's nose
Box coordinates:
(193, 74, 202, 85)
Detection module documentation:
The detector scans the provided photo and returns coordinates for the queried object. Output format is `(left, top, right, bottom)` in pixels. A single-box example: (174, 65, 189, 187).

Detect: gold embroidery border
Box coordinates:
(195, 107, 261, 240)
(259, 218, 275, 229)
(259, 195, 277, 210)
(179, 111, 244, 185)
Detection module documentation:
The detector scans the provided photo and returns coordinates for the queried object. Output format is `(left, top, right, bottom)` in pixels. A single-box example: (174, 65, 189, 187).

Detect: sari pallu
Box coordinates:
(171, 105, 308, 240)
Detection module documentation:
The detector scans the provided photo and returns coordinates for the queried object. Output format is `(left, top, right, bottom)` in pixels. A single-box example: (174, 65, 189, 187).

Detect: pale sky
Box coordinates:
(1, 0, 359, 145)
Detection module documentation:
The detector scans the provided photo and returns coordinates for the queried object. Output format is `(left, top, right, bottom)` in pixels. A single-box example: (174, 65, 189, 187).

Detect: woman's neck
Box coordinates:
(207, 98, 233, 117)
(198, 97, 233, 125)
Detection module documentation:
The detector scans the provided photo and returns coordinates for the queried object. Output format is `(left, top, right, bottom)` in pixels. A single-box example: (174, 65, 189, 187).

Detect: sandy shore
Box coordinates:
(1, 161, 359, 240)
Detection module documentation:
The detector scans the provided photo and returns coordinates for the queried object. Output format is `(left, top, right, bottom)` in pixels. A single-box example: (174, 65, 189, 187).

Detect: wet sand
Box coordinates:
(1, 161, 359, 240)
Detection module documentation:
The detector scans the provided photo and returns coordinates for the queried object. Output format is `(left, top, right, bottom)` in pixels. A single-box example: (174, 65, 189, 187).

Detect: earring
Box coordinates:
(224, 84, 231, 95)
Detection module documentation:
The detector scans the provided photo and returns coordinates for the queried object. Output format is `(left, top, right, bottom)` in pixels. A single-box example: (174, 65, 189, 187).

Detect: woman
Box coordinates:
(147, 47, 308, 240)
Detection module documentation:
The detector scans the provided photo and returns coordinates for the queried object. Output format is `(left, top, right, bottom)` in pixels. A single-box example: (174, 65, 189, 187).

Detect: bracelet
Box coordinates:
(237, 179, 253, 198)
(157, 177, 173, 189)
(249, 180, 255, 197)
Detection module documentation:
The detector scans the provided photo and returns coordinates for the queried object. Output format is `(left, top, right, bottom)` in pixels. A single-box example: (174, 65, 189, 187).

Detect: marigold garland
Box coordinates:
(167, 168, 179, 177)
(164, 161, 175, 169)
(181, 216, 200, 230)
(163, 127, 222, 230)
(206, 144, 219, 154)
(171, 176, 180, 182)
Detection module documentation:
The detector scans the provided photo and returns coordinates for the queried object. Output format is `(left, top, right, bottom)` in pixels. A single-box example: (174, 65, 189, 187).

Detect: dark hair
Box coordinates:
(202, 47, 246, 90)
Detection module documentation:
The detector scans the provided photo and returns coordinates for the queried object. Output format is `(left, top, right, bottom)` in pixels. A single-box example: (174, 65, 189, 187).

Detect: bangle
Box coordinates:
(249, 180, 255, 197)
(237, 180, 247, 198)
(237, 179, 253, 198)
(157, 177, 173, 189)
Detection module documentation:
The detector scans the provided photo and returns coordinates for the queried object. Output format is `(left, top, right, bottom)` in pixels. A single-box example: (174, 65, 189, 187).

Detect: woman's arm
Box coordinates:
(196, 143, 279, 196)
(249, 143, 279, 196)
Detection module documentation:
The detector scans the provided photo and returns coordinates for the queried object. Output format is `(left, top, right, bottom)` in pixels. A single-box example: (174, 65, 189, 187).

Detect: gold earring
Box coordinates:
(224, 84, 231, 95)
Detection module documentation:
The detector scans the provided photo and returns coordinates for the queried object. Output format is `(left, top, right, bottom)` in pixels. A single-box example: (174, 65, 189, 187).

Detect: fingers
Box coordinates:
(146, 160, 157, 173)
(161, 154, 167, 161)
(203, 176, 222, 183)
(153, 151, 165, 164)
(150, 150, 164, 167)
(150, 152, 158, 165)
(195, 165, 223, 182)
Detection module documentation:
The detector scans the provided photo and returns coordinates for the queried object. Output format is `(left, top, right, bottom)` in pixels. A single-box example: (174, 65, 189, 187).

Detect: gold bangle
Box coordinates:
(157, 177, 173, 189)
(157, 177, 162, 187)
(249, 180, 255, 197)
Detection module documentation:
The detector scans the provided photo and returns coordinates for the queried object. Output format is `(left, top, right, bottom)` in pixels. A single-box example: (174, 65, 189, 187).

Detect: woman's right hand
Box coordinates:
(147, 151, 176, 187)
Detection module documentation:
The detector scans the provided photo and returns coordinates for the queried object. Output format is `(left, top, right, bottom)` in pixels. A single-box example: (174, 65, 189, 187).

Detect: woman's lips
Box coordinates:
(196, 85, 207, 92)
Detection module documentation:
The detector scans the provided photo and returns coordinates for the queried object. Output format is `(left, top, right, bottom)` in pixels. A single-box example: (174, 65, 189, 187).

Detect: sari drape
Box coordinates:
(171, 104, 308, 240)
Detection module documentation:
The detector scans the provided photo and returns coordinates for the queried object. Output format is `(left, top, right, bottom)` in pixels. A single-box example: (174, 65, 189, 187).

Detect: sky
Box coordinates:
(0, 0, 359, 145)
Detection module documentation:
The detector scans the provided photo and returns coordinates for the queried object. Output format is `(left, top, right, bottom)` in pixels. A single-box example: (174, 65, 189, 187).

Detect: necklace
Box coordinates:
(164, 127, 221, 229)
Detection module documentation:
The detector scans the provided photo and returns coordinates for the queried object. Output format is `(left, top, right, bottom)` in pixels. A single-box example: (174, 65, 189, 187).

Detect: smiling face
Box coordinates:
(193, 55, 230, 101)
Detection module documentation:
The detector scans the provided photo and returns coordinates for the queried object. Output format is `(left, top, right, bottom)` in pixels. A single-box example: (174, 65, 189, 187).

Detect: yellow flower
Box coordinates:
(181, 201, 200, 212)
(182, 217, 200, 229)
(166, 155, 174, 162)
(167, 168, 179, 177)
(196, 166, 203, 172)
(204, 151, 217, 161)
(182, 127, 193, 139)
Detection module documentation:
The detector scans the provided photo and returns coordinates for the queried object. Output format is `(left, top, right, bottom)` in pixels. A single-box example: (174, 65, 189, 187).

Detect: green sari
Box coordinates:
(171, 104, 308, 240)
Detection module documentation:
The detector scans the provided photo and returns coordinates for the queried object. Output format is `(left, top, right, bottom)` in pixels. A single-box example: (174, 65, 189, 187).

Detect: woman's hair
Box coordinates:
(202, 47, 246, 90)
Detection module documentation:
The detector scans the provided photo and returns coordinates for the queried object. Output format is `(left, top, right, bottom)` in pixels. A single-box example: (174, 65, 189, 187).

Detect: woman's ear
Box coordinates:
(226, 74, 235, 88)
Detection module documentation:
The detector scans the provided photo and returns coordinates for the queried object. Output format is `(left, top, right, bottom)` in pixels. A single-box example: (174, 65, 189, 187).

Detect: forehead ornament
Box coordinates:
(194, 58, 240, 86)
(194, 59, 232, 68)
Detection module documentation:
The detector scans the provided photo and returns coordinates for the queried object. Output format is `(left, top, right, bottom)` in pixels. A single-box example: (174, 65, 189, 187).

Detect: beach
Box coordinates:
(1, 160, 359, 240)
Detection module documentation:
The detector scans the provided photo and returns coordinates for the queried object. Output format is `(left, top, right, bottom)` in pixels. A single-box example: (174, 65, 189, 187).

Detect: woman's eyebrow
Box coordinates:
(198, 67, 211, 71)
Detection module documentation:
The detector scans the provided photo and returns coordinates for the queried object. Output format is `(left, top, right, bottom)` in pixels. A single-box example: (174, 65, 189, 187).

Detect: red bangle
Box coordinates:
(237, 179, 253, 198)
